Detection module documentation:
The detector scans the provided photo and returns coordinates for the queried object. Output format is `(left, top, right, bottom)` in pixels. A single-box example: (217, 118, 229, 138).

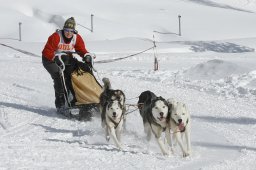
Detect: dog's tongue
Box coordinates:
(178, 123, 185, 131)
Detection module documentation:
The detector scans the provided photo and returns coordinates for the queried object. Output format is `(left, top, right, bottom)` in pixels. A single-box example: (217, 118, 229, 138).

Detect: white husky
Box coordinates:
(166, 99, 191, 157)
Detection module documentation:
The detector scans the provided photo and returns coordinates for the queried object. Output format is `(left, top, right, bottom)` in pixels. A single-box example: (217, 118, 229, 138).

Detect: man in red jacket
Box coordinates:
(42, 17, 90, 116)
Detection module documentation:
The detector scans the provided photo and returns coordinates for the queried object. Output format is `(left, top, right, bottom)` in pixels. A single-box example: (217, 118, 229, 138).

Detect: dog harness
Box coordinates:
(107, 113, 124, 129)
(104, 100, 125, 129)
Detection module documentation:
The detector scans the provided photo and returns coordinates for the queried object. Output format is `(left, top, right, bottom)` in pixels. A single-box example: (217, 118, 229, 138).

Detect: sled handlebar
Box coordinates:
(55, 53, 67, 71)
(54, 51, 82, 71)
(55, 51, 96, 72)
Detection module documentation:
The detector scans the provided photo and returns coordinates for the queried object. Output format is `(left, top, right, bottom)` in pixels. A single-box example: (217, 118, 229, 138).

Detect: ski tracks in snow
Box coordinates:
(100, 73, 256, 169)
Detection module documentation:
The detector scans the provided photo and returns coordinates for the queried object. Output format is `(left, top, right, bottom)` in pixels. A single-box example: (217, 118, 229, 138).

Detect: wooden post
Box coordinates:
(178, 15, 181, 36)
(19, 22, 22, 41)
(153, 35, 158, 71)
(91, 14, 94, 32)
(77, 14, 94, 32)
(154, 56, 158, 71)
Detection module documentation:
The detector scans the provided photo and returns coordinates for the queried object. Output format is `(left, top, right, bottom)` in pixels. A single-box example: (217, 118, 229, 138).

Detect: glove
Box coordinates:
(83, 53, 95, 66)
(54, 55, 64, 68)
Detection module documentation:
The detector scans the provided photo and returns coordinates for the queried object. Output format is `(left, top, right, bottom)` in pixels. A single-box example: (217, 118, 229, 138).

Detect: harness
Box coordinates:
(147, 101, 171, 138)
(125, 103, 140, 115)
(103, 94, 126, 129)
(149, 122, 167, 138)
(107, 112, 124, 129)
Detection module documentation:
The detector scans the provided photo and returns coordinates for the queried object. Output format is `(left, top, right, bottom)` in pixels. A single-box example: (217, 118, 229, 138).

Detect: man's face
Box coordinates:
(64, 29, 74, 38)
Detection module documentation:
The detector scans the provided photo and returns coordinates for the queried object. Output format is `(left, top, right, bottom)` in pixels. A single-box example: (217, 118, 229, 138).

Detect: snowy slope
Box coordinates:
(1, 0, 256, 42)
(1, 0, 256, 170)
(0, 41, 256, 170)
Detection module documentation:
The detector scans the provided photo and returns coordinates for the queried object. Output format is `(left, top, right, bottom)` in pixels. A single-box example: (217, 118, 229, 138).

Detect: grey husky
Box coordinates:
(138, 90, 170, 155)
(99, 78, 126, 149)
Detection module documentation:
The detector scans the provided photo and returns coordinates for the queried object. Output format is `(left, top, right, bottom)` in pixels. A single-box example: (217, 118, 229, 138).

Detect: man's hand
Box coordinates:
(83, 53, 96, 64)
(54, 56, 63, 68)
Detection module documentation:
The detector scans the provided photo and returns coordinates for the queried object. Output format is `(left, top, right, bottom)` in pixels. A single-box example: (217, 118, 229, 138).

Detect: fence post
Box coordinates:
(91, 14, 94, 32)
(154, 56, 158, 71)
(19, 22, 22, 41)
(178, 15, 181, 36)
(77, 14, 94, 32)
(153, 35, 158, 71)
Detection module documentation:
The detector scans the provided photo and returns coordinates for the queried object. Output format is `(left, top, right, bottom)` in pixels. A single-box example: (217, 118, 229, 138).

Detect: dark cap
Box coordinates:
(63, 17, 76, 30)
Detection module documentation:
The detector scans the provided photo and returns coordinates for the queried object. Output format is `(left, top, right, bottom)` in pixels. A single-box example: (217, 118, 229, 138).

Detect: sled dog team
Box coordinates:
(99, 78, 191, 157)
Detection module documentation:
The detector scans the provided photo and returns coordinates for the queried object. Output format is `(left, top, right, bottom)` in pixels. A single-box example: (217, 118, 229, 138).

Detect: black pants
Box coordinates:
(42, 56, 76, 108)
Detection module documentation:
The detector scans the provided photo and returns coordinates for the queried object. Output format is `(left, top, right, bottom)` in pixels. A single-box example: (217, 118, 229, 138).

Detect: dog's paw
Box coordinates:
(168, 147, 174, 154)
(117, 143, 123, 150)
(162, 151, 169, 156)
(119, 145, 123, 150)
(187, 150, 192, 156)
(182, 152, 190, 157)
(106, 135, 110, 142)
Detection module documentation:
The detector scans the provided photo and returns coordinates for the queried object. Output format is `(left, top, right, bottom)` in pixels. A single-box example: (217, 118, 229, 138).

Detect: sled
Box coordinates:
(55, 52, 103, 120)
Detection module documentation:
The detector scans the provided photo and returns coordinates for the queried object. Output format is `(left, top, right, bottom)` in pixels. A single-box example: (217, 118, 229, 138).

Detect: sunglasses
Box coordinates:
(64, 29, 75, 33)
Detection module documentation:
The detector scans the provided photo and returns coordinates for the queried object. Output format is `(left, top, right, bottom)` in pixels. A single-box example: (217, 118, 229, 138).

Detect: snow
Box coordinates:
(1, 0, 256, 169)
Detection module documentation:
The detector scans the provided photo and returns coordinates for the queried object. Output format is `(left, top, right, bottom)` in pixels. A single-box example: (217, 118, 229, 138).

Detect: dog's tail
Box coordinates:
(102, 77, 111, 91)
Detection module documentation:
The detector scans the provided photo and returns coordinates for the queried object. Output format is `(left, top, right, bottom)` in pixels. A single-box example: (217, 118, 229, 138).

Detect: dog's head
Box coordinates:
(106, 100, 123, 120)
(167, 99, 188, 130)
(138, 90, 156, 111)
(111, 90, 125, 106)
(101, 89, 125, 107)
(151, 96, 169, 122)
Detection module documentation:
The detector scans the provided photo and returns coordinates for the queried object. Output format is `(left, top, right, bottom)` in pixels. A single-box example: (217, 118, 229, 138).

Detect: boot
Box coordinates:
(57, 106, 72, 118)
(55, 93, 72, 118)
(55, 92, 66, 109)
(79, 107, 92, 121)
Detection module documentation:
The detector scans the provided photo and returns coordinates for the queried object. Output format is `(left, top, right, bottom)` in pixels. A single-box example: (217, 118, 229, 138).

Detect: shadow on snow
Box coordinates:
(192, 115, 256, 125)
(193, 141, 256, 151)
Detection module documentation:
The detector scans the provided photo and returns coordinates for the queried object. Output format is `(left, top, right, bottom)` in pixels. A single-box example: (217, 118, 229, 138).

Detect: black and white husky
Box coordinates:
(166, 98, 191, 157)
(138, 90, 170, 155)
(99, 78, 126, 149)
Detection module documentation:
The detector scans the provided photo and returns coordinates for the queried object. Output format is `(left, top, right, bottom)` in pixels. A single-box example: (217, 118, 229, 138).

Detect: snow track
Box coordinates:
(0, 48, 255, 169)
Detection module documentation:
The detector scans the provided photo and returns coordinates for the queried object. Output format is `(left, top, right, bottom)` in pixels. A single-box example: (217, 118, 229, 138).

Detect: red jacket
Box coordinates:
(42, 31, 88, 61)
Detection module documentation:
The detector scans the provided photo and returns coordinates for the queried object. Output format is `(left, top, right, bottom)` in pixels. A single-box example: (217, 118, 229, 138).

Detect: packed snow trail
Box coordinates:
(0, 49, 255, 169)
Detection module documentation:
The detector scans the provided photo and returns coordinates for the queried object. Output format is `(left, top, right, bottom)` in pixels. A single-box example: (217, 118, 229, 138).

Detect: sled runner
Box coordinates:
(55, 52, 103, 120)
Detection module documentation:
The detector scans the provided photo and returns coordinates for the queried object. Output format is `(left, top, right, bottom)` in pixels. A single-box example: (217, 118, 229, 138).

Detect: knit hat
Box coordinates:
(63, 17, 76, 30)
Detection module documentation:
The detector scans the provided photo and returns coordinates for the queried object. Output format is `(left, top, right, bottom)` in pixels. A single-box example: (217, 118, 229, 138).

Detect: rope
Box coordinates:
(0, 43, 155, 65)
(94, 70, 103, 84)
(124, 103, 144, 115)
(124, 103, 137, 115)
(92, 45, 155, 83)
(126, 103, 143, 107)
(0, 43, 41, 57)
(94, 46, 155, 64)
(126, 97, 139, 101)
(153, 30, 180, 35)
(125, 108, 138, 115)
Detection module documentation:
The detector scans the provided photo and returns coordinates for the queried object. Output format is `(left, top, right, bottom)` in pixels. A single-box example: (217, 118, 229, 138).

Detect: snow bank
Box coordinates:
(183, 59, 248, 80)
